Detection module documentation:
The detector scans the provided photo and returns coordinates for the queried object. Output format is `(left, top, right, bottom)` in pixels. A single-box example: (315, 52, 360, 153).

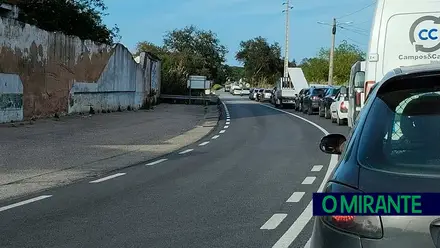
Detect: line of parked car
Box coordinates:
(247, 85, 349, 126)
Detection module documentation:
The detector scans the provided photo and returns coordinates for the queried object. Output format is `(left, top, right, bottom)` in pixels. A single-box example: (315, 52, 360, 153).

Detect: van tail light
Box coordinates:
(364, 81, 375, 100)
(321, 183, 383, 239)
(355, 92, 361, 106)
(340, 102, 348, 112)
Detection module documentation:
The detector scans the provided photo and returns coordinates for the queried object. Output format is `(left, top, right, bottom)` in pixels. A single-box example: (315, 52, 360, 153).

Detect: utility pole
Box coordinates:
(282, 0, 293, 78)
(328, 18, 336, 85)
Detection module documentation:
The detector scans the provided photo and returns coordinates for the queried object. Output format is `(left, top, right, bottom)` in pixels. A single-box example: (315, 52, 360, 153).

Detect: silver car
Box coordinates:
(312, 64, 440, 248)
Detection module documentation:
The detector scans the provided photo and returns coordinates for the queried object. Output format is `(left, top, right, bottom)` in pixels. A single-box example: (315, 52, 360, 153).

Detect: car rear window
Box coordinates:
(259, 89, 264, 92)
(357, 73, 440, 175)
(265, 89, 271, 92)
(311, 88, 326, 95)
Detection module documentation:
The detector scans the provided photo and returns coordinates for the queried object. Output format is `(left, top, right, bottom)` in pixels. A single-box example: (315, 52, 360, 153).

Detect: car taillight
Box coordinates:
(312, 96, 319, 100)
(340, 101, 347, 111)
(355, 92, 361, 106)
(321, 183, 383, 239)
(364, 81, 375, 100)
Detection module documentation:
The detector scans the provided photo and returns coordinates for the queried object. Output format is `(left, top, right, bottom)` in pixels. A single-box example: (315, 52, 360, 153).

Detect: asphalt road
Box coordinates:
(0, 93, 349, 248)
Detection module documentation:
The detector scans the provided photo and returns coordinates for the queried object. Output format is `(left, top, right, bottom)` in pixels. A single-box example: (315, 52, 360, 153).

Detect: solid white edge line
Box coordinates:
(301, 176, 316, 185)
(260, 104, 339, 248)
(212, 135, 220, 139)
(260, 213, 288, 230)
(199, 141, 209, 146)
(304, 238, 311, 248)
(0, 195, 52, 212)
(311, 165, 323, 172)
(219, 130, 226, 133)
(146, 158, 168, 166)
(179, 149, 193, 154)
(90, 173, 126, 183)
(287, 192, 305, 203)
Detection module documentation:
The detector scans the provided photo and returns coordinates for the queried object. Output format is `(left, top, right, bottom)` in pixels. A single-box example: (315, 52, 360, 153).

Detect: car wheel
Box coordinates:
(331, 115, 336, 123)
(318, 106, 324, 117)
(337, 114, 343, 125)
(324, 107, 330, 119)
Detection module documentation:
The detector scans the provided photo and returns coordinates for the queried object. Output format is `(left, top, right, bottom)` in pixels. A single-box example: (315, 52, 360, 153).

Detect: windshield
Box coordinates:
(358, 74, 440, 175)
(264, 89, 271, 93)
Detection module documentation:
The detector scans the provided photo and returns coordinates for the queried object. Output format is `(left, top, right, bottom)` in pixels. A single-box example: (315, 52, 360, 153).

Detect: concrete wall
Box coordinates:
(0, 17, 160, 123)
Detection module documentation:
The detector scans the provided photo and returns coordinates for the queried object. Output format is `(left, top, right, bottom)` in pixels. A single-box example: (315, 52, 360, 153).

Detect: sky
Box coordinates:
(102, 0, 375, 66)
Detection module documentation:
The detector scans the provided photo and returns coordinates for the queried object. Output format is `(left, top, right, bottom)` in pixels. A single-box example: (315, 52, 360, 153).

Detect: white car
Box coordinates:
(330, 91, 349, 125)
(241, 88, 250, 96)
(232, 88, 242, 95)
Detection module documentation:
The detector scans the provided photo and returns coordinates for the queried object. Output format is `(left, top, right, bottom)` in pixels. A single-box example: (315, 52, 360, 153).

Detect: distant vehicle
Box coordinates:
(256, 88, 265, 101)
(302, 86, 328, 115)
(311, 64, 440, 248)
(318, 86, 340, 119)
(249, 88, 257, 100)
(273, 77, 295, 108)
(295, 88, 309, 112)
(241, 87, 250, 96)
(260, 89, 272, 102)
(224, 84, 231, 92)
(329, 87, 348, 125)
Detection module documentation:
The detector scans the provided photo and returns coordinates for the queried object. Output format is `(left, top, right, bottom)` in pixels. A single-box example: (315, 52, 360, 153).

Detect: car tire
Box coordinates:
(324, 107, 330, 119)
(331, 115, 336, 123)
(337, 114, 343, 125)
(318, 106, 324, 117)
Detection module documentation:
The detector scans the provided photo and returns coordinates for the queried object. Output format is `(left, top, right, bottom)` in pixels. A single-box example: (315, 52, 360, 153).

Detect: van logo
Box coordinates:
(409, 16, 440, 52)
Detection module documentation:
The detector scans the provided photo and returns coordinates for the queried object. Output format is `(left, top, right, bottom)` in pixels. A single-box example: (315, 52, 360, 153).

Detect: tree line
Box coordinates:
(8, 1, 365, 92)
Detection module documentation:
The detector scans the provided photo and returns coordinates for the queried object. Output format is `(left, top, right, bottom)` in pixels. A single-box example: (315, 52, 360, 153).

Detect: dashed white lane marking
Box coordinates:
(224, 125, 229, 129)
(90, 173, 126, 183)
(287, 192, 305, 203)
(226, 122, 230, 125)
(260, 214, 288, 230)
(261, 104, 339, 248)
(146, 158, 168, 166)
(212, 135, 220, 139)
(199, 141, 209, 146)
(311, 165, 323, 172)
(301, 177, 316, 185)
(0, 195, 52, 212)
(179, 149, 193, 154)
(219, 130, 226, 134)
(226, 118, 230, 121)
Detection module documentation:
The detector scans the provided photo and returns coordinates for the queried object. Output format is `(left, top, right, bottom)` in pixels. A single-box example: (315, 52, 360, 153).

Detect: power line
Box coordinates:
(339, 26, 369, 36)
(337, 1, 376, 20)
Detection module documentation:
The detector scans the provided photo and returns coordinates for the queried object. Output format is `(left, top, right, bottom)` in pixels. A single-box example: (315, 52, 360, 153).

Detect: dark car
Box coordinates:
(295, 88, 309, 112)
(302, 86, 328, 115)
(318, 86, 340, 118)
(310, 64, 440, 248)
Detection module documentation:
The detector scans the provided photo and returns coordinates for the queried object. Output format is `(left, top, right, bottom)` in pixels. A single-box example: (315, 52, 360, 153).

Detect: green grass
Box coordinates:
(212, 84, 223, 91)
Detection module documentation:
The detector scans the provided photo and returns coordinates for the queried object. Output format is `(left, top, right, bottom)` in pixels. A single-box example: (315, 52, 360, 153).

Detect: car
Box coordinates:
(241, 87, 250, 96)
(250, 88, 260, 100)
(260, 89, 272, 102)
(302, 86, 328, 115)
(318, 86, 340, 119)
(249, 88, 256, 100)
(255, 88, 265, 101)
(295, 88, 309, 112)
(232, 88, 242, 95)
(329, 90, 348, 125)
(310, 64, 440, 248)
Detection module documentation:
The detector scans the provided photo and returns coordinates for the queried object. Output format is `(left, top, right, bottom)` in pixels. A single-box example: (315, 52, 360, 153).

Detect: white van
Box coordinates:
(364, 0, 440, 101)
(347, 61, 366, 128)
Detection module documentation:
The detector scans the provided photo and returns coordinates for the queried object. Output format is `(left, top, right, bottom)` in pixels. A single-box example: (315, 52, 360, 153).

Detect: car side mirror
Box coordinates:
(319, 134, 347, 155)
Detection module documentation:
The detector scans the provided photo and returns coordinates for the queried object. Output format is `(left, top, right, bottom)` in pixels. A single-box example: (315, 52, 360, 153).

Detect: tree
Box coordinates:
(299, 40, 365, 85)
(135, 26, 228, 94)
(16, 0, 120, 44)
(236, 36, 283, 86)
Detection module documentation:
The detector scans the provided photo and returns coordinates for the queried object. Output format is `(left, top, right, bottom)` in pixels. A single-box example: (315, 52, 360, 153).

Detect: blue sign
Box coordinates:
(419, 28, 438, 40)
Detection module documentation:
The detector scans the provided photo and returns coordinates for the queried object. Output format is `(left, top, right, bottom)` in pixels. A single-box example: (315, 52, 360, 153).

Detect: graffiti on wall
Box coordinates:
(150, 61, 158, 91)
(0, 93, 22, 109)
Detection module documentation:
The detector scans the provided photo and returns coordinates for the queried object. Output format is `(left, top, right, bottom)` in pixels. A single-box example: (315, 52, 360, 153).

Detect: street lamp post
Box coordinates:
(282, 0, 293, 78)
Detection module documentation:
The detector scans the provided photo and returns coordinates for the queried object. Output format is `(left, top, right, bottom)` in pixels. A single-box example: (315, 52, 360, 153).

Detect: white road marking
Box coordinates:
(219, 130, 226, 134)
(212, 135, 220, 139)
(304, 238, 311, 248)
(146, 158, 168, 166)
(301, 177, 316, 185)
(199, 141, 209, 146)
(90, 173, 126, 183)
(311, 165, 323, 172)
(226, 118, 230, 121)
(0, 195, 52, 212)
(179, 149, 193, 154)
(260, 214, 288, 230)
(224, 125, 229, 128)
(287, 192, 305, 203)
(261, 104, 339, 248)
(226, 122, 230, 125)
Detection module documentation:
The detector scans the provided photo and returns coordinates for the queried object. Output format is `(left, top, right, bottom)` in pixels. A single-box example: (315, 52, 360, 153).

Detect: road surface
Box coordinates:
(0, 92, 349, 248)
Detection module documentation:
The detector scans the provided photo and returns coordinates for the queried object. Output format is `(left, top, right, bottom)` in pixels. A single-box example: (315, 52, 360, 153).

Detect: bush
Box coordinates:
(212, 84, 223, 91)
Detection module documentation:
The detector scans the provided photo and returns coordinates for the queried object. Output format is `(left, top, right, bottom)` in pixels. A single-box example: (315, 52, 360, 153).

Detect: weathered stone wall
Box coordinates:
(0, 17, 160, 123)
